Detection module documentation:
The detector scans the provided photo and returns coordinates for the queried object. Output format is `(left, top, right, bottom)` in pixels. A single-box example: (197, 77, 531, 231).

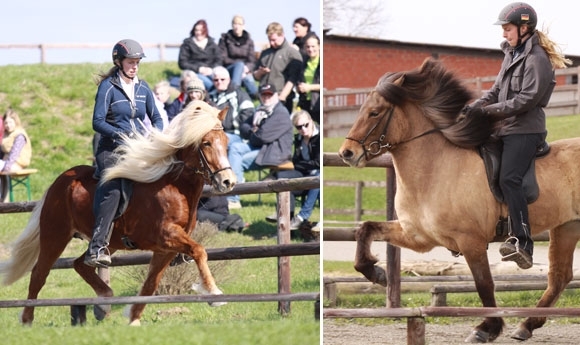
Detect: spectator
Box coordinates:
(218, 15, 259, 99)
(167, 76, 206, 122)
(291, 17, 314, 57)
(227, 83, 293, 209)
(197, 195, 246, 232)
(0, 108, 32, 173)
(253, 22, 303, 114)
(145, 80, 170, 130)
(208, 66, 255, 149)
(178, 19, 222, 92)
(297, 33, 321, 124)
(265, 110, 319, 229)
(86, 39, 163, 268)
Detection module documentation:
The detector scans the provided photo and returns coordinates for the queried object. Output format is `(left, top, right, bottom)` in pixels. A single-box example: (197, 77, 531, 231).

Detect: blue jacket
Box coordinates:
(93, 71, 163, 147)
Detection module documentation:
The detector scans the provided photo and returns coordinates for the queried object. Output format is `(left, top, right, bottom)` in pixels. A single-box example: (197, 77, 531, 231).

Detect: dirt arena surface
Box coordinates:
(323, 319, 580, 345)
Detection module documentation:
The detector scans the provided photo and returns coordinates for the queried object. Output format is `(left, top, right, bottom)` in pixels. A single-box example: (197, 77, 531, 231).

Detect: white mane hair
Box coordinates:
(102, 101, 222, 183)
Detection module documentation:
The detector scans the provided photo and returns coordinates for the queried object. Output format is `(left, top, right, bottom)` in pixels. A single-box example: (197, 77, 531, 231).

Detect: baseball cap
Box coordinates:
(259, 84, 276, 95)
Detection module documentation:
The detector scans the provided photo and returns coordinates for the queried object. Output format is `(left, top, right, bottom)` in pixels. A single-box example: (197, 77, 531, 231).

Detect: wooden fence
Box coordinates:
(322, 152, 580, 345)
(0, 176, 320, 320)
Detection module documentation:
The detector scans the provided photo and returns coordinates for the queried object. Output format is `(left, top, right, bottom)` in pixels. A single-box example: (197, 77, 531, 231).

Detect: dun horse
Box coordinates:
(0, 101, 236, 326)
(339, 58, 580, 343)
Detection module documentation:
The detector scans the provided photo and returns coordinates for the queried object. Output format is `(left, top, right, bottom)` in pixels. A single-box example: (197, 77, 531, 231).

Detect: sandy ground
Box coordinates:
(323, 241, 580, 344)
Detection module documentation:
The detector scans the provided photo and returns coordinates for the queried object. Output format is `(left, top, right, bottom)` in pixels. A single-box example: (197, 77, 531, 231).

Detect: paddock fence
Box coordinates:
(0, 176, 320, 320)
(322, 152, 580, 345)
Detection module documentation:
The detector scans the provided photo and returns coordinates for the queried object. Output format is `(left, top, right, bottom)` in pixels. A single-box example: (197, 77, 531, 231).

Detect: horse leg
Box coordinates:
(73, 252, 116, 321)
(353, 221, 401, 286)
(127, 252, 174, 326)
(355, 220, 436, 286)
(512, 223, 580, 341)
(21, 234, 72, 325)
(462, 247, 505, 343)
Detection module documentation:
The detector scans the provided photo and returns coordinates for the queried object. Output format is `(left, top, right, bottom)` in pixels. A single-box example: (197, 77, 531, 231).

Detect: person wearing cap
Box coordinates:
(166, 77, 206, 122)
(87, 39, 164, 267)
(226, 83, 293, 209)
(208, 66, 255, 149)
(253, 22, 303, 114)
(463, 2, 571, 269)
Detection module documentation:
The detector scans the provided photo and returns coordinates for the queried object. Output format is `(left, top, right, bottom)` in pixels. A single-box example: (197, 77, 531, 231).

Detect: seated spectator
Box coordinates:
(265, 110, 319, 229)
(143, 80, 170, 130)
(219, 15, 259, 99)
(178, 19, 222, 92)
(297, 33, 321, 124)
(227, 84, 293, 209)
(0, 109, 32, 173)
(253, 22, 303, 114)
(208, 66, 255, 148)
(291, 17, 315, 58)
(197, 195, 246, 233)
(167, 77, 206, 122)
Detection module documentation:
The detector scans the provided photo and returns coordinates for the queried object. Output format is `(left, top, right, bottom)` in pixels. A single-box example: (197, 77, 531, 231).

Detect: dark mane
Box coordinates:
(375, 58, 495, 148)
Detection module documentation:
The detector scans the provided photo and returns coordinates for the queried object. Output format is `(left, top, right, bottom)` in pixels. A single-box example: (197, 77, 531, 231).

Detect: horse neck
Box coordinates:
(390, 133, 467, 185)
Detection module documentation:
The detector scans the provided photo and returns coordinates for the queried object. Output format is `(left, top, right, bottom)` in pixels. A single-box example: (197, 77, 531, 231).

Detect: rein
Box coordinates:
(345, 105, 439, 159)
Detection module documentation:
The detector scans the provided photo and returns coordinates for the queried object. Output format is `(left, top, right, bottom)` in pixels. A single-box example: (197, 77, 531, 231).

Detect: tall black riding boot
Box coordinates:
(85, 179, 121, 268)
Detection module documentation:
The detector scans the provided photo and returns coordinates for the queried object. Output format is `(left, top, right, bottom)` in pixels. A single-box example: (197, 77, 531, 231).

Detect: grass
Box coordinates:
(0, 62, 319, 343)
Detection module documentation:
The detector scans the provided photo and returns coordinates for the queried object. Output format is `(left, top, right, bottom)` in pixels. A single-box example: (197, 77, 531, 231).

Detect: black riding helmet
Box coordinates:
(112, 39, 146, 63)
(112, 39, 146, 79)
(494, 2, 537, 46)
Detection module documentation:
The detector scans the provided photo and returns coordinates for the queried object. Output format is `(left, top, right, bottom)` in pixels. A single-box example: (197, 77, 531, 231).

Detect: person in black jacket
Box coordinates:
(265, 110, 320, 229)
(197, 195, 245, 232)
(218, 15, 258, 99)
(178, 19, 222, 92)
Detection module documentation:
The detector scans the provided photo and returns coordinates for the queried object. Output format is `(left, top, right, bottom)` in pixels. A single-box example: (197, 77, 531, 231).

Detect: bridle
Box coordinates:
(180, 125, 232, 185)
(345, 105, 439, 160)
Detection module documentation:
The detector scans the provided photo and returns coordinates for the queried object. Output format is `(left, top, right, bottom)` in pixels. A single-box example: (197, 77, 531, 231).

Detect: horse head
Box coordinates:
(338, 72, 409, 168)
(339, 58, 488, 167)
(178, 101, 236, 193)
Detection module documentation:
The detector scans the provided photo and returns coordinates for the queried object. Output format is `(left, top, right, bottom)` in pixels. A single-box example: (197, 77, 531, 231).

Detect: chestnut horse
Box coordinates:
(0, 100, 236, 326)
(338, 58, 580, 343)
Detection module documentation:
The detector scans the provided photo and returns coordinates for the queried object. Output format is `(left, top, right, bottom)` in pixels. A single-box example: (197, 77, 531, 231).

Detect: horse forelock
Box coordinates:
(375, 72, 406, 106)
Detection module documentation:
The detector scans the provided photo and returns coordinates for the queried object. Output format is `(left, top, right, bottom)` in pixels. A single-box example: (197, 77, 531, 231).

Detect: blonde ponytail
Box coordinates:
(536, 30, 572, 69)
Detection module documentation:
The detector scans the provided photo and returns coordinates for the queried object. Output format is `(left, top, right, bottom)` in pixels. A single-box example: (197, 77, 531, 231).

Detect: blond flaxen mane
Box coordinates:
(103, 101, 222, 183)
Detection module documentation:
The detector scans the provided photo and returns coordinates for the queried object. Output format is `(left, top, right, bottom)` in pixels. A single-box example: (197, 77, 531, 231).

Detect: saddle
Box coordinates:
(478, 138, 550, 238)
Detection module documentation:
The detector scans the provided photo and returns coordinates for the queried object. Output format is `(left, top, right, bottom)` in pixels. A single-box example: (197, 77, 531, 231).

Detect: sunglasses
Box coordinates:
(295, 122, 310, 130)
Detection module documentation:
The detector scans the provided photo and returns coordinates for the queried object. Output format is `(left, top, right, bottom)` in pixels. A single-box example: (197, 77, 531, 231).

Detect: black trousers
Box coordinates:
(499, 133, 544, 254)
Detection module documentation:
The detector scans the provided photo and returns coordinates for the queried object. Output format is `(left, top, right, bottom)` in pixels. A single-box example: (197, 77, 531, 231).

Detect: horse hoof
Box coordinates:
(93, 304, 110, 321)
(465, 330, 490, 343)
(129, 319, 141, 326)
(191, 283, 227, 307)
(373, 266, 387, 286)
(511, 326, 532, 341)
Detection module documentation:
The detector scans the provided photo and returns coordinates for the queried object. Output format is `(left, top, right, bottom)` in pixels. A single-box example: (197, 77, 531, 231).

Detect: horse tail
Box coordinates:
(0, 192, 46, 286)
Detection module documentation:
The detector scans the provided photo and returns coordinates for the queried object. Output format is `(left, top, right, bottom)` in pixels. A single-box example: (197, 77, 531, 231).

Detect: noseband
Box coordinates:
(345, 105, 439, 160)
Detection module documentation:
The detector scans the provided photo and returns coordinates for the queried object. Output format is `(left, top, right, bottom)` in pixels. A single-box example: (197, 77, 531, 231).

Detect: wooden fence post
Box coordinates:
(277, 191, 291, 315)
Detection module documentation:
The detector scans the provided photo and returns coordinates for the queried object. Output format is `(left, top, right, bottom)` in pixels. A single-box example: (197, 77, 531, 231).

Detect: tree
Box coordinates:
(323, 0, 388, 38)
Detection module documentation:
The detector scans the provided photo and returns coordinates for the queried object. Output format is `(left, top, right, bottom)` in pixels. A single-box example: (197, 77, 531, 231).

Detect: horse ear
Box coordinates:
(218, 107, 229, 122)
(393, 75, 405, 86)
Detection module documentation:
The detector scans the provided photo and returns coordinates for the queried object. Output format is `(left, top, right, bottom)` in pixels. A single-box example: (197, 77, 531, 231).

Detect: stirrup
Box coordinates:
(85, 247, 111, 268)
